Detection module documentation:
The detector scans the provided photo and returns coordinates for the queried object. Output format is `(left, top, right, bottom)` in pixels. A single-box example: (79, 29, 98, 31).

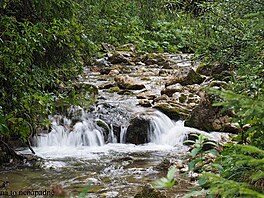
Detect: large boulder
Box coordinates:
(108, 51, 133, 65)
(165, 68, 205, 86)
(185, 93, 239, 133)
(125, 113, 151, 144)
(153, 102, 190, 120)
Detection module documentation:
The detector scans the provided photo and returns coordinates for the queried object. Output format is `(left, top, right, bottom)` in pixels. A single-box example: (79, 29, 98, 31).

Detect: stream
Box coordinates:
(1, 51, 219, 197)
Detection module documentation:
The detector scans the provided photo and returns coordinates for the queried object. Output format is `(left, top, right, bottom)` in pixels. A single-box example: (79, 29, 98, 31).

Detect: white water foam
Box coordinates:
(32, 108, 223, 161)
(35, 118, 105, 147)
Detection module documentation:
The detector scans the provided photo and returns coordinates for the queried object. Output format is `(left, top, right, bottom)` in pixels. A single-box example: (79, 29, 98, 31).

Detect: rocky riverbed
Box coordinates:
(0, 44, 236, 198)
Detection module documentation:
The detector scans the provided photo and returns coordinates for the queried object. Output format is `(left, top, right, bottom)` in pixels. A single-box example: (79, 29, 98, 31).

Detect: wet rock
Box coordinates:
(175, 160, 184, 169)
(107, 86, 120, 93)
(144, 58, 158, 65)
(109, 69, 119, 75)
(115, 75, 145, 90)
(134, 184, 167, 198)
(161, 83, 183, 97)
(165, 68, 205, 86)
(161, 62, 174, 69)
(138, 99, 152, 107)
(117, 90, 134, 95)
(185, 94, 239, 133)
(155, 159, 172, 171)
(184, 96, 219, 131)
(100, 67, 112, 75)
(94, 57, 110, 67)
(99, 82, 116, 89)
(96, 119, 110, 137)
(153, 103, 190, 120)
(125, 114, 150, 144)
(136, 91, 156, 100)
(111, 156, 134, 162)
(94, 103, 132, 141)
(158, 69, 174, 77)
(108, 51, 132, 64)
(152, 96, 169, 106)
(138, 53, 167, 66)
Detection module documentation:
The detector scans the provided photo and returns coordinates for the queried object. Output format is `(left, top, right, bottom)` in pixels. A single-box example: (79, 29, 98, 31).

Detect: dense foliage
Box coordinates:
(188, 0, 264, 196)
(0, 0, 263, 196)
(0, 0, 94, 142)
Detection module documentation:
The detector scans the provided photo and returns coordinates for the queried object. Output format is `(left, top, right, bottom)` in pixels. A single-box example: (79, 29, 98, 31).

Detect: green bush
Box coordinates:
(199, 144, 264, 197)
(0, 0, 94, 142)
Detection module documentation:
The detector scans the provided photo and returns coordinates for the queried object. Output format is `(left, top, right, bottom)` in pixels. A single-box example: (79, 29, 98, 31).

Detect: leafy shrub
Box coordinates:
(0, 0, 94, 142)
(184, 134, 219, 172)
(199, 144, 264, 197)
(153, 166, 177, 189)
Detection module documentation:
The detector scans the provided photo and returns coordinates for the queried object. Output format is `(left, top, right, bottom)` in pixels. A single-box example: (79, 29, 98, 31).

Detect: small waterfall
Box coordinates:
(147, 110, 222, 146)
(108, 124, 117, 143)
(35, 107, 219, 148)
(120, 126, 127, 143)
(35, 114, 105, 147)
(148, 111, 175, 143)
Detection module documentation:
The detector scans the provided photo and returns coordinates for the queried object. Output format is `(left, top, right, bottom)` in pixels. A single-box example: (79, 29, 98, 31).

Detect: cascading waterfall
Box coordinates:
(147, 110, 176, 144)
(35, 113, 105, 147)
(35, 107, 219, 148)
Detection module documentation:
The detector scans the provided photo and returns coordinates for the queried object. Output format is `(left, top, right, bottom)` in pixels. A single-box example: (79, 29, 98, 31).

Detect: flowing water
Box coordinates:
(1, 107, 223, 197)
(1, 54, 218, 197)
(1, 108, 198, 198)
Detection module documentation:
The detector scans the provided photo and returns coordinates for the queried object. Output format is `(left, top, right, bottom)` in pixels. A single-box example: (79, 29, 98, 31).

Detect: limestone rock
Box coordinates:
(165, 68, 205, 86)
(108, 52, 131, 64)
(161, 83, 183, 97)
(153, 102, 190, 120)
(138, 99, 152, 107)
(114, 75, 145, 90)
(185, 94, 239, 133)
(99, 82, 116, 89)
(136, 91, 157, 100)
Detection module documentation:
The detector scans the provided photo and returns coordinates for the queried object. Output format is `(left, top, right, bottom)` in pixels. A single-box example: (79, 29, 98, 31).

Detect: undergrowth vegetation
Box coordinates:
(0, 0, 263, 196)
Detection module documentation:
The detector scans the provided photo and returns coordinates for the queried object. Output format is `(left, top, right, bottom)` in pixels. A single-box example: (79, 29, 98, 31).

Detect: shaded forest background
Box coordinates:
(0, 0, 263, 197)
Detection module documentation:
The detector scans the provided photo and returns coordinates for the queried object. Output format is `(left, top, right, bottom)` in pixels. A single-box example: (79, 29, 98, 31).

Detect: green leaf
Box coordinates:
(250, 172, 264, 181)
(182, 190, 208, 198)
(166, 166, 176, 181)
(211, 163, 223, 171)
(188, 158, 202, 171)
(205, 149, 219, 156)
(191, 147, 201, 157)
(198, 176, 208, 187)
(184, 139, 195, 144)
(204, 141, 218, 147)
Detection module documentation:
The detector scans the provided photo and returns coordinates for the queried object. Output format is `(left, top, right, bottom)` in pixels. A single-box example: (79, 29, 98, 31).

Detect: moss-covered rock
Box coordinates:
(153, 103, 190, 120)
(134, 184, 167, 198)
